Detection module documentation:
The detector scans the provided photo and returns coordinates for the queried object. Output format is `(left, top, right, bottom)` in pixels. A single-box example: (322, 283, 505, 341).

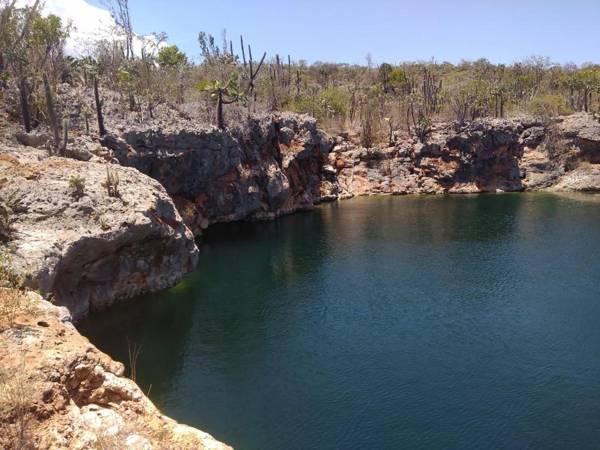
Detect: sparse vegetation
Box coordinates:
(69, 174, 86, 198)
(0, 246, 24, 289)
(2, 2, 599, 143)
(0, 288, 30, 330)
(102, 166, 120, 197)
(0, 247, 28, 329)
(197, 74, 246, 129)
(127, 338, 142, 383)
(0, 190, 20, 242)
(0, 366, 37, 450)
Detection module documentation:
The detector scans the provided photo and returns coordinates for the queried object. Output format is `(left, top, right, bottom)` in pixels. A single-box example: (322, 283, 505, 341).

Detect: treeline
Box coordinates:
(1, 0, 600, 148)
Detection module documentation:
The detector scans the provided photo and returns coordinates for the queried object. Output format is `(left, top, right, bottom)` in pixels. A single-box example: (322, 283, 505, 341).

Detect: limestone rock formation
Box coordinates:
(0, 290, 230, 450)
(330, 114, 600, 196)
(0, 146, 198, 320)
(103, 113, 337, 234)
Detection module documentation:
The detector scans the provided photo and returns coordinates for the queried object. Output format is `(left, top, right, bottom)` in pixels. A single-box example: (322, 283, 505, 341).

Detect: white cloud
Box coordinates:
(17, 0, 164, 57)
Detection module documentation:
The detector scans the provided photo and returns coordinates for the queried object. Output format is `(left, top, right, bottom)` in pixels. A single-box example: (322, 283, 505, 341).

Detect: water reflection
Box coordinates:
(79, 194, 600, 450)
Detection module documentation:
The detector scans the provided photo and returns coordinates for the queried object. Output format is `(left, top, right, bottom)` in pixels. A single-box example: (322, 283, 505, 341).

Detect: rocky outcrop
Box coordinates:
(103, 113, 337, 235)
(0, 290, 230, 450)
(0, 146, 198, 320)
(329, 113, 600, 196)
(97, 112, 600, 230)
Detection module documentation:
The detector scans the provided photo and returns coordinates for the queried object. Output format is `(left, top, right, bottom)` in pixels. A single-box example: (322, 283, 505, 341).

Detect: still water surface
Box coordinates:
(80, 194, 600, 449)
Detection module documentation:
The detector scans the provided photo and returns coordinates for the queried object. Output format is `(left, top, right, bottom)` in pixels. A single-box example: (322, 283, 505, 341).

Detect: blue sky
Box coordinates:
(89, 0, 600, 65)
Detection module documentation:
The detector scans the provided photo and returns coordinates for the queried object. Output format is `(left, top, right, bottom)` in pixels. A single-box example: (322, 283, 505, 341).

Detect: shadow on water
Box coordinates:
(78, 209, 333, 398)
(78, 193, 600, 450)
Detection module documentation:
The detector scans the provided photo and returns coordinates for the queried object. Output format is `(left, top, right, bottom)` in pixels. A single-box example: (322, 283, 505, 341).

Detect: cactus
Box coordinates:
(93, 76, 107, 136)
(239, 35, 266, 113)
(102, 166, 120, 197)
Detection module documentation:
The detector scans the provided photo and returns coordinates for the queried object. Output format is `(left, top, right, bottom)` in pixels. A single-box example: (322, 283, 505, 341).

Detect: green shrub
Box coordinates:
(69, 175, 86, 198)
(528, 94, 572, 120)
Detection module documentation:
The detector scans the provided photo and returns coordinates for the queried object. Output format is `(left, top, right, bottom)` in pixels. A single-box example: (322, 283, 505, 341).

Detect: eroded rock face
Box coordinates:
(0, 291, 230, 450)
(104, 113, 337, 234)
(0, 147, 198, 320)
(330, 114, 600, 196)
(99, 112, 600, 223)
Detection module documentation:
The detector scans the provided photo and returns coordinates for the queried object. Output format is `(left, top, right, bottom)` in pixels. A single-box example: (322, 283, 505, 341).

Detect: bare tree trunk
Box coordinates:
(43, 73, 60, 152)
(216, 90, 224, 129)
(62, 118, 69, 153)
(569, 87, 575, 110)
(0, 53, 5, 89)
(18, 76, 32, 133)
(93, 76, 107, 136)
(128, 90, 136, 111)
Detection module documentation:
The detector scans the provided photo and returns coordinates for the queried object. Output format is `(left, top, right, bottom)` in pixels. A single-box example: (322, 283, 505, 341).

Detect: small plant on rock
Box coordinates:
(102, 166, 120, 197)
(413, 114, 432, 144)
(0, 191, 20, 242)
(69, 175, 86, 198)
(0, 247, 25, 290)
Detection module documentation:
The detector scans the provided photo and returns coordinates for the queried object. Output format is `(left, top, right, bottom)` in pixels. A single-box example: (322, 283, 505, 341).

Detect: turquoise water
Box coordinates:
(79, 194, 600, 450)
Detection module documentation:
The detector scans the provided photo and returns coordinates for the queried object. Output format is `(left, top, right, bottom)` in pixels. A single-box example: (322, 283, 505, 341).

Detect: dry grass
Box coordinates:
(0, 288, 34, 331)
(0, 366, 38, 450)
(0, 245, 29, 330)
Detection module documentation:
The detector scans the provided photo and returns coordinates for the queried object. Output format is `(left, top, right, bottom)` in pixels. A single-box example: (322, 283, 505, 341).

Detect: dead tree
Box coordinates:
(43, 73, 60, 152)
(287, 55, 292, 94)
(269, 66, 278, 111)
(104, 0, 134, 60)
(6, 0, 40, 132)
(18, 76, 32, 132)
(62, 118, 69, 152)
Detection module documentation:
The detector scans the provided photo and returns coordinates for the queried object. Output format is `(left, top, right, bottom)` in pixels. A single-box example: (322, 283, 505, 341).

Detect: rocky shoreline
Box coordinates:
(1, 111, 599, 449)
(0, 290, 231, 450)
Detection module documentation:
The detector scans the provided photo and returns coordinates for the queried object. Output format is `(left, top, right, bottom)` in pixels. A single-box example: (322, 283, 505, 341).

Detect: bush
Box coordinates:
(69, 175, 86, 198)
(320, 86, 349, 118)
(528, 94, 572, 121)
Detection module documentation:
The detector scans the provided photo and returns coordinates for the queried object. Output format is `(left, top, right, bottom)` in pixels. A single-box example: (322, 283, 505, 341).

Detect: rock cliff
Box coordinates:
(330, 113, 600, 196)
(97, 112, 600, 237)
(0, 145, 198, 320)
(102, 113, 337, 234)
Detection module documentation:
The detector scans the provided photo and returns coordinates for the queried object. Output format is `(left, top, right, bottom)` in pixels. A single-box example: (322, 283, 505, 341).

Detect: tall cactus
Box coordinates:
(93, 76, 107, 136)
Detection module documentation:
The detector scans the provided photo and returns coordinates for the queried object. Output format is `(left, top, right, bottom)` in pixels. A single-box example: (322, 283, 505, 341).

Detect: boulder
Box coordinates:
(15, 131, 49, 148)
(519, 126, 546, 147)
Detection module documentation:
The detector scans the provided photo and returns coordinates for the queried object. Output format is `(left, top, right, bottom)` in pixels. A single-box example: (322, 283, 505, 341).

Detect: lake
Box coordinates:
(79, 194, 600, 449)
